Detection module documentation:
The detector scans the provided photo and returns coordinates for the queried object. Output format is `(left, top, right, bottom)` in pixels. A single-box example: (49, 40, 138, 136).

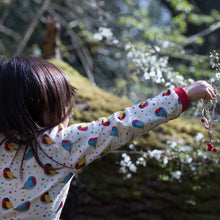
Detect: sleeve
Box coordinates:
(38, 87, 189, 171)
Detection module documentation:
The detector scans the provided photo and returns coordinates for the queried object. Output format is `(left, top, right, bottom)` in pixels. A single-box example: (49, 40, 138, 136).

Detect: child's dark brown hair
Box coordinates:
(0, 56, 77, 168)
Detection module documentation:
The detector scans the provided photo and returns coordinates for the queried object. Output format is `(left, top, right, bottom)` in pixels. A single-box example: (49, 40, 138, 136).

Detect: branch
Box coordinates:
(158, 50, 207, 63)
(0, 24, 20, 40)
(111, 150, 144, 155)
(14, 0, 51, 56)
(0, 1, 12, 25)
(68, 30, 97, 87)
(48, 7, 97, 87)
(183, 21, 220, 47)
(111, 150, 202, 166)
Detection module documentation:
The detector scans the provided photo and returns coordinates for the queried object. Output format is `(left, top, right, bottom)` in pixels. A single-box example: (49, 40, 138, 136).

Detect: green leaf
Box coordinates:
(185, 200, 196, 206)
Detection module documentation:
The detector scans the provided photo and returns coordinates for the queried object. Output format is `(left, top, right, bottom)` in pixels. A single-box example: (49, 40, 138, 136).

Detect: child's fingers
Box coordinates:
(204, 87, 216, 100)
(208, 87, 216, 99)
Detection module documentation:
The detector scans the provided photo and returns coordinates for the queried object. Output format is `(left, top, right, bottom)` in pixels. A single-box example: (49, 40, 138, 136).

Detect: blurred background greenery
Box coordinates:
(1, 0, 220, 219)
(1, 0, 220, 100)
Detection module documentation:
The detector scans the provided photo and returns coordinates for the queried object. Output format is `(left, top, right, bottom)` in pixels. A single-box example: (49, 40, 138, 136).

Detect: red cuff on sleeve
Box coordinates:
(173, 87, 189, 113)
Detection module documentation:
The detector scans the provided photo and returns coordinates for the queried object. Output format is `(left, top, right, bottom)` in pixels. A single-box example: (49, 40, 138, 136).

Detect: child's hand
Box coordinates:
(184, 80, 216, 103)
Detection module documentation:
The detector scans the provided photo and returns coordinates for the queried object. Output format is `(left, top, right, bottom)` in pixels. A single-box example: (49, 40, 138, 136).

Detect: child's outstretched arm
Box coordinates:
(184, 80, 216, 102)
(38, 81, 215, 171)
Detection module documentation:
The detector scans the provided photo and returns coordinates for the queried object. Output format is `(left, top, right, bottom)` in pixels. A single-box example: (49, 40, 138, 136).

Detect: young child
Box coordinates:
(0, 56, 215, 220)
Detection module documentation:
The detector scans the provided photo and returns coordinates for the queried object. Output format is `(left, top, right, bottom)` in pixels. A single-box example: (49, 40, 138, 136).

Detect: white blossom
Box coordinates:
(113, 39, 119, 45)
(136, 157, 147, 167)
(166, 140, 177, 149)
(99, 27, 113, 38)
(129, 164, 137, 173)
(178, 145, 192, 152)
(216, 72, 220, 80)
(93, 27, 113, 41)
(125, 44, 131, 51)
(194, 132, 204, 142)
(188, 78, 194, 84)
(148, 149, 164, 160)
(129, 144, 134, 150)
(122, 154, 131, 163)
(126, 44, 187, 86)
(210, 77, 215, 83)
(93, 33, 103, 40)
(163, 156, 169, 165)
(181, 154, 192, 163)
(171, 170, 182, 179)
(120, 160, 126, 167)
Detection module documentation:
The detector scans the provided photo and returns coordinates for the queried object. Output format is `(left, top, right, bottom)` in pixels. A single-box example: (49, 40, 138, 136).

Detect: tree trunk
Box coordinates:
(42, 16, 61, 60)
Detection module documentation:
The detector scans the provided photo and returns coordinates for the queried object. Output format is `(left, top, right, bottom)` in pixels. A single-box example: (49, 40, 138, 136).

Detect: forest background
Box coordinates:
(1, 0, 220, 219)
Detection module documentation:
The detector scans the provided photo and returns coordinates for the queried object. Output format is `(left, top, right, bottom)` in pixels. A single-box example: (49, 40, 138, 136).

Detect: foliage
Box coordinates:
(0, 0, 220, 99)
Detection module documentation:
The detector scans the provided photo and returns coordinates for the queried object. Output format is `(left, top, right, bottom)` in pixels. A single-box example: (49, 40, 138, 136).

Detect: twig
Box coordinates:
(14, 0, 51, 55)
(159, 50, 206, 63)
(111, 150, 144, 155)
(0, 1, 12, 25)
(48, 7, 97, 87)
(183, 21, 220, 47)
(111, 150, 202, 166)
(67, 30, 97, 87)
(0, 24, 20, 40)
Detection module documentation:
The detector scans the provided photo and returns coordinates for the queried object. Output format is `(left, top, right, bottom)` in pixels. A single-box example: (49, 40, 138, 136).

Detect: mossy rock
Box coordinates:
(51, 59, 131, 122)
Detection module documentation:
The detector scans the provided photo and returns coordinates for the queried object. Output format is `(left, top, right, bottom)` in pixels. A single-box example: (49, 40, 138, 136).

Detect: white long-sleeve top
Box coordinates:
(0, 87, 189, 220)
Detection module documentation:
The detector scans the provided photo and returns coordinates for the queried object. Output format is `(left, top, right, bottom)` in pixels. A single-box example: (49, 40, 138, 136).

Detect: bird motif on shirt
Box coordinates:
(61, 140, 72, 153)
(62, 172, 74, 183)
(139, 100, 149, 108)
(3, 168, 17, 180)
(2, 198, 13, 210)
(178, 99, 182, 105)
(162, 89, 171, 96)
(44, 163, 59, 175)
(58, 124, 64, 132)
(40, 192, 52, 203)
(21, 176, 37, 189)
(155, 107, 167, 117)
(75, 156, 86, 170)
(132, 120, 144, 128)
(4, 142, 16, 152)
(128, 135, 134, 143)
(78, 124, 88, 131)
(100, 145, 111, 156)
(14, 201, 30, 212)
(88, 137, 97, 148)
(102, 118, 110, 126)
(56, 201, 63, 213)
(42, 134, 54, 145)
(118, 112, 126, 120)
(24, 148, 33, 160)
(110, 126, 118, 136)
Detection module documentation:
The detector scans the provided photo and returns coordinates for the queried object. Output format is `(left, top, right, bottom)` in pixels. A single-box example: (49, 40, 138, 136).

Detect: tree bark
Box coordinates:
(42, 16, 62, 60)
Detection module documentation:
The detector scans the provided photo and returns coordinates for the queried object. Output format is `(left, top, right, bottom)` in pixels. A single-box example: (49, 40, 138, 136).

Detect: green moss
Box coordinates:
(50, 59, 132, 123)
(141, 132, 163, 149)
